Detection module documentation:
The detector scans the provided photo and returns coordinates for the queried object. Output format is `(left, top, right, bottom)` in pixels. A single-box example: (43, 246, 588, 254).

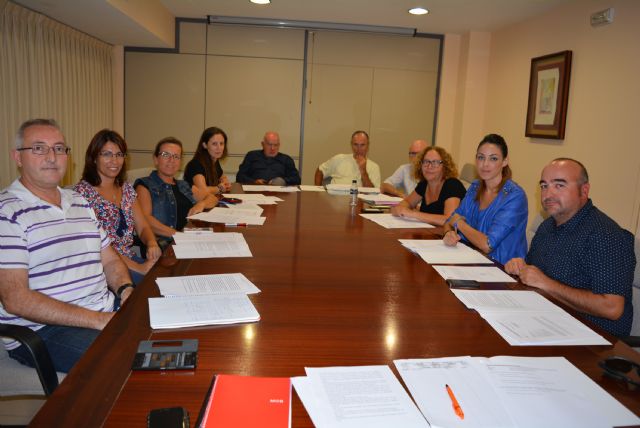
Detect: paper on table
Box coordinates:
(360, 213, 434, 229)
(172, 232, 243, 244)
(399, 239, 493, 264)
(433, 266, 516, 283)
(293, 365, 428, 428)
(188, 210, 266, 225)
(357, 194, 403, 205)
(299, 185, 326, 192)
(394, 357, 513, 428)
(480, 310, 610, 346)
(148, 293, 260, 329)
(223, 193, 283, 205)
(156, 273, 260, 296)
(214, 204, 264, 215)
(325, 184, 380, 195)
(451, 290, 561, 312)
(241, 184, 300, 192)
(395, 356, 640, 428)
(172, 239, 252, 259)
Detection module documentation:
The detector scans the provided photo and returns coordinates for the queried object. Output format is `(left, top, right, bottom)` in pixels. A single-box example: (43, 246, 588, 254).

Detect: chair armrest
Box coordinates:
(620, 335, 640, 348)
(0, 323, 59, 395)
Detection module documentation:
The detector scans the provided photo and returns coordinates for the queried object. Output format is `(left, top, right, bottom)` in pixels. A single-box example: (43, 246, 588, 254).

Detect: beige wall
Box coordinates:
(439, 0, 640, 231)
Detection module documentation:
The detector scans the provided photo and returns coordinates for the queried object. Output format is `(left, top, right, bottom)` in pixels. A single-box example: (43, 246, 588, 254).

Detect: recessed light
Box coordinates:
(250, 0, 271, 4)
(408, 7, 429, 15)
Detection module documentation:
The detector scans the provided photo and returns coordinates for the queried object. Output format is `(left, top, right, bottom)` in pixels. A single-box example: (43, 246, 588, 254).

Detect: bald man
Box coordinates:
(381, 139, 429, 197)
(505, 158, 635, 337)
(236, 131, 301, 185)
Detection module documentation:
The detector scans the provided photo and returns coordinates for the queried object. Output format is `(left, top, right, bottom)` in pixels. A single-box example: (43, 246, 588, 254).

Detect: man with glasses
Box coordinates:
(0, 119, 133, 372)
(381, 139, 428, 197)
(236, 131, 301, 186)
(505, 158, 635, 337)
(315, 130, 381, 187)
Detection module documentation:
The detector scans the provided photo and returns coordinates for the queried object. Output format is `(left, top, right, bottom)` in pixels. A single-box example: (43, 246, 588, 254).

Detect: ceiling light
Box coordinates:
(250, 0, 271, 4)
(408, 7, 429, 15)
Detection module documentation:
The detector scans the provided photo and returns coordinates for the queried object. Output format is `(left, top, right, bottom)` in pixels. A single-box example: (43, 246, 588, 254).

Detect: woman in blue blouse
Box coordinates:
(443, 134, 528, 264)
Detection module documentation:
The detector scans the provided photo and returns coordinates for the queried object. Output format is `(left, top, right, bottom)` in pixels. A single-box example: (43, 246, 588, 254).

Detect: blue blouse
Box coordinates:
(454, 179, 528, 264)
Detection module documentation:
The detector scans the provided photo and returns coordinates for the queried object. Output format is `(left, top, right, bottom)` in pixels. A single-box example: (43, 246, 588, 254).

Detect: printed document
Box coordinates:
(148, 294, 260, 329)
(360, 213, 434, 229)
(395, 356, 640, 428)
(299, 185, 326, 192)
(433, 266, 516, 283)
(156, 273, 260, 296)
(222, 193, 283, 205)
(357, 194, 403, 205)
(399, 239, 492, 264)
(292, 365, 428, 428)
(242, 184, 300, 192)
(188, 209, 266, 225)
(172, 233, 252, 258)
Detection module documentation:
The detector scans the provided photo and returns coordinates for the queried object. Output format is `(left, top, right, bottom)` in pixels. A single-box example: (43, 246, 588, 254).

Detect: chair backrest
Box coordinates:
(459, 163, 476, 189)
(630, 223, 640, 336)
(527, 212, 546, 249)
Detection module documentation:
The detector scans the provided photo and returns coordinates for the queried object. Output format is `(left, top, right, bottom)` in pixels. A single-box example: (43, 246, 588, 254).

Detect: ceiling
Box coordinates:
(14, 0, 575, 47)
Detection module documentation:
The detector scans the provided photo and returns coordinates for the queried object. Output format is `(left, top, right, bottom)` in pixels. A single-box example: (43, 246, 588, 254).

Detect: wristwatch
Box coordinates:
(116, 283, 135, 298)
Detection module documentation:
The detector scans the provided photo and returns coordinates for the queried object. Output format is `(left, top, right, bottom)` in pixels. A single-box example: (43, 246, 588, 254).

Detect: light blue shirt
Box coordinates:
(454, 179, 528, 264)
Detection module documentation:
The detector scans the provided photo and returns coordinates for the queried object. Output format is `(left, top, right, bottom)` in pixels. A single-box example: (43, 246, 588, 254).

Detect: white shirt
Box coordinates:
(383, 163, 417, 195)
(318, 154, 381, 187)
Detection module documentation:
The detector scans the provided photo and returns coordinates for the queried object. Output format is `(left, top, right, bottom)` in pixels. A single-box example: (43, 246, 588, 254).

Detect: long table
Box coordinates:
(32, 189, 640, 426)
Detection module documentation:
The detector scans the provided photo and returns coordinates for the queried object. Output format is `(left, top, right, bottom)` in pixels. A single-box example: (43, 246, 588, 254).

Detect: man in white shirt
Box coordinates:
(314, 130, 381, 187)
(380, 139, 428, 197)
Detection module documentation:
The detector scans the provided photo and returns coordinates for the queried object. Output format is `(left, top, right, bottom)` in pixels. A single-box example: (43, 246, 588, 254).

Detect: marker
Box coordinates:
(445, 384, 464, 420)
(225, 223, 248, 227)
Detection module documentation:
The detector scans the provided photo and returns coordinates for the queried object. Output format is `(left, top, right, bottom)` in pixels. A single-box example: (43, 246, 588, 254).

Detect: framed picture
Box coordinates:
(525, 50, 572, 139)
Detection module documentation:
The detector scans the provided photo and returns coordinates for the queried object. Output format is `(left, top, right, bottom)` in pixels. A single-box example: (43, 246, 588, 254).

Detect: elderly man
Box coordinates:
(0, 119, 133, 372)
(236, 131, 301, 186)
(505, 158, 634, 337)
(381, 139, 428, 197)
(314, 130, 381, 187)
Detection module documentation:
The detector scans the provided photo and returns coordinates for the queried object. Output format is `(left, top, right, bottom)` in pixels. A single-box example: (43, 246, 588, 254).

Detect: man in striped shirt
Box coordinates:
(0, 119, 133, 373)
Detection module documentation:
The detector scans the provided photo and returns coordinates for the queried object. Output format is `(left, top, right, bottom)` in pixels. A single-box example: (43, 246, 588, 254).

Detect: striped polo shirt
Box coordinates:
(0, 179, 115, 350)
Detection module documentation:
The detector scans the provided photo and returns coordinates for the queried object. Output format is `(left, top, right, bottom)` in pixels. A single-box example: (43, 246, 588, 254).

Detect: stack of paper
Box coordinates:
(357, 193, 403, 205)
(292, 365, 428, 427)
(395, 356, 640, 428)
(451, 290, 610, 345)
(432, 266, 516, 283)
(299, 185, 325, 192)
(360, 213, 434, 229)
(172, 232, 252, 259)
(148, 293, 260, 329)
(399, 239, 492, 264)
(156, 273, 260, 297)
(242, 184, 300, 193)
(199, 375, 291, 428)
(325, 184, 380, 195)
(189, 206, 266, 226)
(222, 193, 283, 205)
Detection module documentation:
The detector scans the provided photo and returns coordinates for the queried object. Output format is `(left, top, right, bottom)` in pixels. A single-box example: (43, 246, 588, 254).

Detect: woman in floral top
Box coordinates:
(75, 129, 161, 284)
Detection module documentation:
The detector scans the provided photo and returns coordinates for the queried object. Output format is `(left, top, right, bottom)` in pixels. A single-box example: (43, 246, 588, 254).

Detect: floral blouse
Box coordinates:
(74, 180, 136, 258)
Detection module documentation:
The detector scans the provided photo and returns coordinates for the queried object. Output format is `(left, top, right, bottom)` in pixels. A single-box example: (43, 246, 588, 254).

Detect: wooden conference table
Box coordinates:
(32, 188, 640, 427)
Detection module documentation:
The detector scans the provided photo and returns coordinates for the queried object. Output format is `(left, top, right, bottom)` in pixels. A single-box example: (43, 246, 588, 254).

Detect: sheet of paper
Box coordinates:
(148, 294, 260, 329)
(357, 194, 403, 205)
(480, 310, 610, 346)
(155, 273, 260, 296)
(294, 365, 428, 428)
(360, 213, 434, 229)
(478, 356, 640, 428)
(399, 239, 493, 264)
(433, 266, 516, 283)
(395, 357, 513, 428)
(172, 239, 252, 259)
(188, 210, 266, 225)
(451, 290, 561, 312)
(213, 204, 264, 215)
(172, 232, 243, 244)
(299, 185, 326, 192)
(222, 193, 283, 205)
(241, 185, 300, 192)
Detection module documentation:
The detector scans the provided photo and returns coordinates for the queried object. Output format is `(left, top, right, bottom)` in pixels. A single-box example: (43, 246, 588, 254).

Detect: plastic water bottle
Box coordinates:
(350, 179, 358, 206)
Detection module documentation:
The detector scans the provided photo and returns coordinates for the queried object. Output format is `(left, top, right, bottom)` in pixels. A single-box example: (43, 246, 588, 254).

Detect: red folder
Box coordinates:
(200, 374, 291, 428)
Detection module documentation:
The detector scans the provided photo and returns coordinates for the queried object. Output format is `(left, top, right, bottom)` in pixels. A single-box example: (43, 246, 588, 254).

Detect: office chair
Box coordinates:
(620, 222, 640, 349)
(0, 324, 63, 426)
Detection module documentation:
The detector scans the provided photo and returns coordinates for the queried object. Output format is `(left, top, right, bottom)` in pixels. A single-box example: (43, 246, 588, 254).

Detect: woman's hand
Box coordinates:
(146, 243, 162, 261)
(443, 229, 460, 246)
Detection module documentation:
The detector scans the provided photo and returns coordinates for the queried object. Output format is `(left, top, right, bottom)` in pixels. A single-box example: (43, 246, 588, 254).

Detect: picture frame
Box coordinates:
(525, 50, 572, 139)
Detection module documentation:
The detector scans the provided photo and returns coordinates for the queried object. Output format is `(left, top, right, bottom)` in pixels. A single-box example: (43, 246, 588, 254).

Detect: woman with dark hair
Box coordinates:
(183, 127, 232, 197)
(134, 137, 218, 242)
(74, 129, 161, 284)
(443, 134, 528, 264)
(391, 146, 466, 226)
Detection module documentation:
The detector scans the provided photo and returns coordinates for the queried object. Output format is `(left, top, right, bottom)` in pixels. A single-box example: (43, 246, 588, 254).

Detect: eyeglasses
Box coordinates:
(422, 159, 443, 167)
(599, 356, 640, 388)
(158, 151, 182, 161)
(17, 144, 70, 156)
(99, 151, 126, 159)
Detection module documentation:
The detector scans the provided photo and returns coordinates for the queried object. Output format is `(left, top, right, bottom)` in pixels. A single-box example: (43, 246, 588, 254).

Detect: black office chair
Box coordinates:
(0, 324, 60, 426)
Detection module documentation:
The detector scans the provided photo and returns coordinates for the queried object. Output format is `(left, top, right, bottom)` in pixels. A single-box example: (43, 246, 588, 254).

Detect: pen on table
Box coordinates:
(446, 384, 464, 420)
(225, 223, 248, 227)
